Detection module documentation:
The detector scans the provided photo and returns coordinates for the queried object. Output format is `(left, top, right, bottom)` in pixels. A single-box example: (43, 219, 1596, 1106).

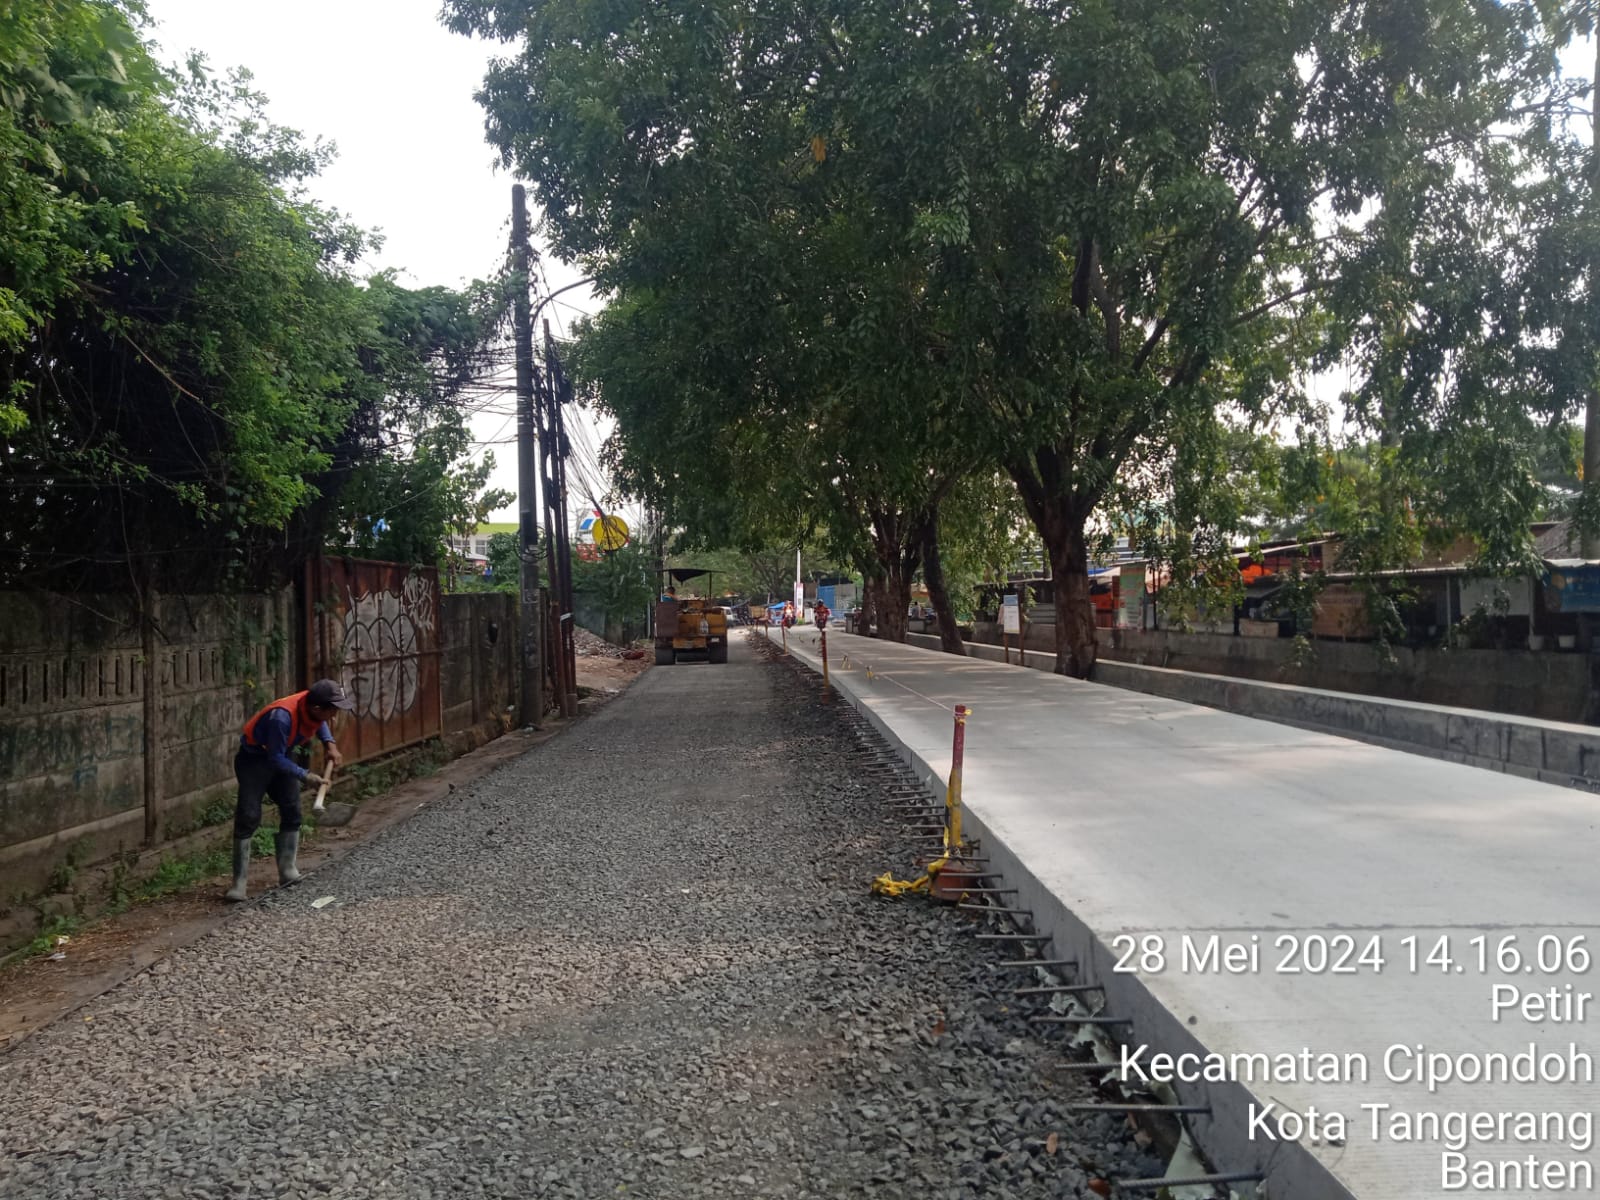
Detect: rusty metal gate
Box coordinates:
(304, 556, 443, 765)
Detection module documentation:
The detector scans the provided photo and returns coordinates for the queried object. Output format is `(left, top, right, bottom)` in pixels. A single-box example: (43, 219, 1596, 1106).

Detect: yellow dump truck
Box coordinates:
(654, 569, 729, 665)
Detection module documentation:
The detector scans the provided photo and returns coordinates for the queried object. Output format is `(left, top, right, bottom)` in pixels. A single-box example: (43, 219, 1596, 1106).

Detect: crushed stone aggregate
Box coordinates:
(0, 636, 1166, 1198)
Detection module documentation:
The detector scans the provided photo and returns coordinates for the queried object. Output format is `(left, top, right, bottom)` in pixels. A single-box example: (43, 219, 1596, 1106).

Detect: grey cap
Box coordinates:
(308, 679, 355, 710)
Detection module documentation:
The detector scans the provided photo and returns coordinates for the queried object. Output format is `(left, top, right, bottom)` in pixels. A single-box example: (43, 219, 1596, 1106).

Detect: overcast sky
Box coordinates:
(144, 0, 615, 527)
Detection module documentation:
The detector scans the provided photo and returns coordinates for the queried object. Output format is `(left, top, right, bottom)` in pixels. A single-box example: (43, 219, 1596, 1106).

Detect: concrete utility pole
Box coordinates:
(512, 184, 544, 728)
(545, 321, 579, 717)
(533, 326, 573, 718)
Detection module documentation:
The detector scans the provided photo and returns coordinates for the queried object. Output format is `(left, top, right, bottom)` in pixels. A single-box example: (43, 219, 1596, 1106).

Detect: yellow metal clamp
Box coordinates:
(871, 857, 945, 897)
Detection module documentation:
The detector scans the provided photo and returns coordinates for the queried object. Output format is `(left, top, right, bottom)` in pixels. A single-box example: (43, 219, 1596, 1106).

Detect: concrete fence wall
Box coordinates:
(1099, 627, 1594, 724)
(440, 592, 518, 751)
(1087, 659, 1600, 793)
(1, 588, 519, 913)
(0, 590, 297, 904)
(961, 621, 1594, 724)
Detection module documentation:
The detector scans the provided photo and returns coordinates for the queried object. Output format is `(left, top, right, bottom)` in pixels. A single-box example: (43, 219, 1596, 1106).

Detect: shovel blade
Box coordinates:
(317, 801, 356, 828)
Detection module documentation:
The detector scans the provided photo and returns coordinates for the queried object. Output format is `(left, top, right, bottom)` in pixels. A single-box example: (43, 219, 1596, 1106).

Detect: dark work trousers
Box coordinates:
(232, 749, 303, 839)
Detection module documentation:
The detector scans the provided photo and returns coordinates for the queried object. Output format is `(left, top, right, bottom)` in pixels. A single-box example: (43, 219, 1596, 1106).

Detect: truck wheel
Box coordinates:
(709, 642, 728, 664)
(655, 646, 675, 666)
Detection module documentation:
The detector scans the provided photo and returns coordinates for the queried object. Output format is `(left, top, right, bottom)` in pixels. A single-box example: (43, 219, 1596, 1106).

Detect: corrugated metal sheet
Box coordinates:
(305, 557, 443, 765)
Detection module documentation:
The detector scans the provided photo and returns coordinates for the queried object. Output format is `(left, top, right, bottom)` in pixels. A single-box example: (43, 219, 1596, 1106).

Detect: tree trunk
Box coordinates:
(878, 564, 911, 641)
(1044, 518, 1097, 677)
(918, 508, 966, 656)
(1585, 29, 1600, 560)
(858, 574, 878, 635)
(865, 508, 919, 642)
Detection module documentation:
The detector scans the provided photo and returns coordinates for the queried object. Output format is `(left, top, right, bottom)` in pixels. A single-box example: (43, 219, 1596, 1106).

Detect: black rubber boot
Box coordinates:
(275, 829, 302, 885)
(223, 838, 252, 902)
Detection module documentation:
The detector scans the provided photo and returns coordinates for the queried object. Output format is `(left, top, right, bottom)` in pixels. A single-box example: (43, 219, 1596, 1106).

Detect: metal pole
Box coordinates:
(821, 629, 830, 699)
(946, 705, 969, 851)
(511, 184, 544, 729)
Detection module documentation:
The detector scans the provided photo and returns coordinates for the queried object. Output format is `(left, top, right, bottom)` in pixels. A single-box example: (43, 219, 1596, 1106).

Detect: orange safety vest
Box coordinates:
(241, 691, 322, 751)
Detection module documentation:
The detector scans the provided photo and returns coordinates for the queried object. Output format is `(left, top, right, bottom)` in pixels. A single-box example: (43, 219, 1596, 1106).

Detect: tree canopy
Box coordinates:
(1, 1, 507, 592)
(450, 0, 1593, 672)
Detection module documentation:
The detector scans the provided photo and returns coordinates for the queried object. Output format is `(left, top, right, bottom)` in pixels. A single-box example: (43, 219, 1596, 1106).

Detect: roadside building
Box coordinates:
(445, 521, 518, 574)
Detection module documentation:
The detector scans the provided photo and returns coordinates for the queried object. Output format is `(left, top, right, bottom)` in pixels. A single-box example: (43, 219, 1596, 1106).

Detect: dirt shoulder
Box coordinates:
(0, 652, 649, 1054)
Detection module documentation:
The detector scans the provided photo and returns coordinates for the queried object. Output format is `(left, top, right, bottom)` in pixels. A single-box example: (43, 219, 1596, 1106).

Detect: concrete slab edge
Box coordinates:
(763, 629, 1354, 1199)
(903, 632, 1600, 796)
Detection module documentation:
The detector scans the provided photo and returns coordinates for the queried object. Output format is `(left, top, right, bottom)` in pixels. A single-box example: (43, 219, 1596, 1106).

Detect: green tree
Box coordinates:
(331, 277, 514, 570)
(457, 0, 991, 643)
(1, 44, 367, 588)
(0, 12, 507, 591)
(570, 246, 967, 643)
(931, 471, 1033, 635)
(574, 539, 656, 637)
(1559, 8, 1600, 554)
(483, 530, 522, 591)
(450, 0, 1580, 676)
(335, 431, 509, 571)
(0, 0, 155, 435)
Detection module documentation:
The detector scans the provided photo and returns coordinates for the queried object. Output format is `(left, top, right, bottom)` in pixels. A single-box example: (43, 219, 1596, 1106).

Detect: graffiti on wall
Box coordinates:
(338, 570, 437, 720)
(308, 557, 443, 764)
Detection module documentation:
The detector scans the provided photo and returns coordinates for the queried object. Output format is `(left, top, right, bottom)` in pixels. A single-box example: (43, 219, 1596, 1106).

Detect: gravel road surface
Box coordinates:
(0, 636, 1161, 1198)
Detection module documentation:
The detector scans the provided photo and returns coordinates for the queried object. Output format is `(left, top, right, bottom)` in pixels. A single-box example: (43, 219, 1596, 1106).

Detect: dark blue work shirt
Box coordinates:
(239, 708, 333, 780)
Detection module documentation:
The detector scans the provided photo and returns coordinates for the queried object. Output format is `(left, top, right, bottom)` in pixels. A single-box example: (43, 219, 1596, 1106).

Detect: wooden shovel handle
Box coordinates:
(312, 762, 336, 813)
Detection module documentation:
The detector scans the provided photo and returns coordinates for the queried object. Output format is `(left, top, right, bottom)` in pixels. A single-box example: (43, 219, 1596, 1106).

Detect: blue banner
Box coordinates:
(1544, 566, 1600, 613)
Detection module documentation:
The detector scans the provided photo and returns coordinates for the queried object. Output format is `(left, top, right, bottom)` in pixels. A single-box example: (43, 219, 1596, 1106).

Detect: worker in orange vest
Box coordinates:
(225, 679, 353, 901)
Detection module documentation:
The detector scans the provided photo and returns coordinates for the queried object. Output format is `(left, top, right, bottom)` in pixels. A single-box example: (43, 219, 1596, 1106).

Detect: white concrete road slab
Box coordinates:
(765, 627, 1600, 1199)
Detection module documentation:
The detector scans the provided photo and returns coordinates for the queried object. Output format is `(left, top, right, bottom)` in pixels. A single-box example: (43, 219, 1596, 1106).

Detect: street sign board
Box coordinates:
(1117, 566, 1145, 629)
(593, 514, 630, 551)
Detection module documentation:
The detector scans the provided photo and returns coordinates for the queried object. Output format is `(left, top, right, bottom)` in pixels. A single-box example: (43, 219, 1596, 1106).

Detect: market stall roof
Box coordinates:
(664, 567, 714, 583)
(1533, 521, 1600, 567)
(1232, 536, 1332, 559)
(1534, 520, 1579, 559)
